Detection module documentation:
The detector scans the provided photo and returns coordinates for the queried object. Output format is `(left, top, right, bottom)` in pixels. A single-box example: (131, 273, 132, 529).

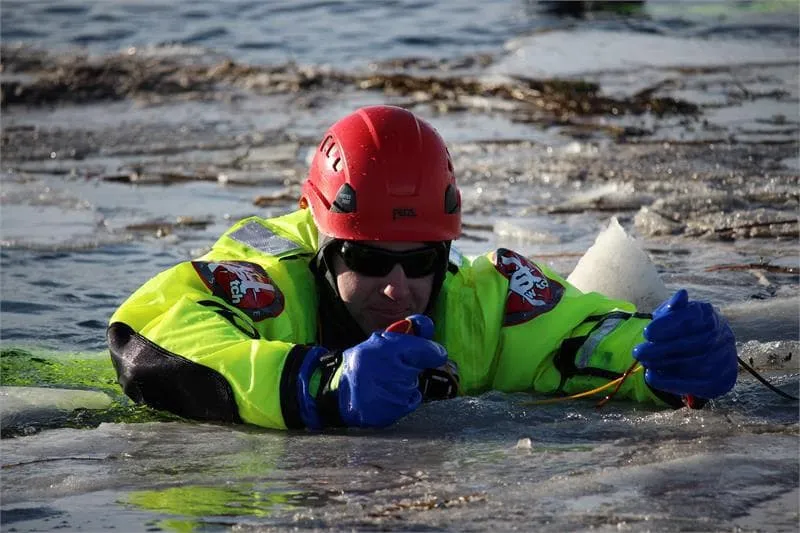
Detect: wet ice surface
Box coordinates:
(1, 7, 799, 531)
(2, 363, 798, 532)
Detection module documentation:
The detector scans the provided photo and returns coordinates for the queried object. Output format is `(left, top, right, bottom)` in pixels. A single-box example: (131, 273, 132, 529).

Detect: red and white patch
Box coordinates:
(192, 261, 284, 322)
(493, 249, 564, 326)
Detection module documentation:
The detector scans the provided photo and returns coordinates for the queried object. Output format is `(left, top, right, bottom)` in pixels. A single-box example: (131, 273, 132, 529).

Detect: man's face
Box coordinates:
(332, 241, 436, 334)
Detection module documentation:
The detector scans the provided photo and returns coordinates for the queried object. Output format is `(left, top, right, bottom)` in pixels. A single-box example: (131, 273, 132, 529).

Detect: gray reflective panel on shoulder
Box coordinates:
(228, 221, 302, 256)
(449, 245, 465, 268)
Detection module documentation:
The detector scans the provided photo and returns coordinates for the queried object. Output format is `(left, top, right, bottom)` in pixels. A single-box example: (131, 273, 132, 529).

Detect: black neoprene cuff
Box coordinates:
(316, 350, 345, 427)
(280, 346, 347, 429)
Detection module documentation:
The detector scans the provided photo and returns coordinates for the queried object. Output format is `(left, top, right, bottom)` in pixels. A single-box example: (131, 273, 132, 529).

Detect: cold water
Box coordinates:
(1, 1, 798, 531)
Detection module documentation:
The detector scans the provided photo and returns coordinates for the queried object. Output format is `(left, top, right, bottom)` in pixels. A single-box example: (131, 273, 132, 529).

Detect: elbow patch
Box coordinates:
(107, 322, 242, 423)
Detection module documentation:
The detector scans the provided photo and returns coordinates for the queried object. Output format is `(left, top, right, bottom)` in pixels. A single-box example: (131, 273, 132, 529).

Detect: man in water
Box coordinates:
(107, 105, 737, 430)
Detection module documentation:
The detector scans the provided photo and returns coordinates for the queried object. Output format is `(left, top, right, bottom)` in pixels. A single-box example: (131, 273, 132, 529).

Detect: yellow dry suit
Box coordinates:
(108, 208, 679, 430)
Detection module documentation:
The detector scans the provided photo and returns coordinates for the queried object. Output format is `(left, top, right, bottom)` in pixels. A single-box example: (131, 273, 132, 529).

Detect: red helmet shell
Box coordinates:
(301, 105, 461, 242)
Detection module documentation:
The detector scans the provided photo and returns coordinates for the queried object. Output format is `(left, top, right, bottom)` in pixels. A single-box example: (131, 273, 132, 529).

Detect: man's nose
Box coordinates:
(383, 263, 411, 301)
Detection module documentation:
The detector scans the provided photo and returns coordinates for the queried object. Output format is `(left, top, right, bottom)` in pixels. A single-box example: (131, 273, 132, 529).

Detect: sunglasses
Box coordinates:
(339, 241, 444, 278)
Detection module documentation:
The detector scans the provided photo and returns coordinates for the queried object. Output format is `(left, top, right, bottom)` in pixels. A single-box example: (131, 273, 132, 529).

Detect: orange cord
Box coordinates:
(595, 360, 641, 409)
(524, 362, 642, 408)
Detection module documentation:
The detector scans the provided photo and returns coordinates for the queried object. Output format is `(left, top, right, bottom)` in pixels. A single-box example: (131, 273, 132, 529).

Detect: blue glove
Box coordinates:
(297, 314, 447, 429)
(338, 314, 447, 428)
(632, 289, 738, 400)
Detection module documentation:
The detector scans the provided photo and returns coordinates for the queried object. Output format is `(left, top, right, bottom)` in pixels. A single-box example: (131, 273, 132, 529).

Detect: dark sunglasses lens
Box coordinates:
(341, 244, 394, 277)
(400, 249, 439, 278)
(341, 243, 440, 278)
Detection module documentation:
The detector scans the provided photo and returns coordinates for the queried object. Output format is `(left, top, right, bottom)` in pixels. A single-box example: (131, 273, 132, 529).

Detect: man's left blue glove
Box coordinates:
(632, 289, 738, 400)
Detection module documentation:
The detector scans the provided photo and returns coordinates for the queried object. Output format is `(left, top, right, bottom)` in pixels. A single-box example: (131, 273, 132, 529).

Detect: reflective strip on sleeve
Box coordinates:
(575, 317, 624, 369)
(229, 221, 302, 256)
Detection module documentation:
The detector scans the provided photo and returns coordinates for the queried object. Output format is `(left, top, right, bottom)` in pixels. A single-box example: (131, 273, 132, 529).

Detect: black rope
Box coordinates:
(737, 356, 799, 401)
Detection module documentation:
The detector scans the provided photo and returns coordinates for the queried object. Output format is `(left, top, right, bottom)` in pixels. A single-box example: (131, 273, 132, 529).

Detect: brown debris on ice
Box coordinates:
(1, 45, 698, 123)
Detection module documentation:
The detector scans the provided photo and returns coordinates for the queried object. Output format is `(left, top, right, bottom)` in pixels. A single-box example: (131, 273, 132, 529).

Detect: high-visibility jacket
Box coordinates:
(108, 208, 679, 430)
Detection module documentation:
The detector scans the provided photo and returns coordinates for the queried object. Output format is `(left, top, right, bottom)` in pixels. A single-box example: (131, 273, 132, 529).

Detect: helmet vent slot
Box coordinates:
(445, 148, 454, 173)
(320, 135, 333, 153)
(444, 183, 460, 214)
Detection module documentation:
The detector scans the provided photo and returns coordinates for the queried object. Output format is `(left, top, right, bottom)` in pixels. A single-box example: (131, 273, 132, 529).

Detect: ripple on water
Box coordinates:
(0, 300, 54, 314)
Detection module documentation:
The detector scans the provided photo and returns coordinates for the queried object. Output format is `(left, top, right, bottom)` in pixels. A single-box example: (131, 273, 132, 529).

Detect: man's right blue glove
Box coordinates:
(297, 314, 448, 429)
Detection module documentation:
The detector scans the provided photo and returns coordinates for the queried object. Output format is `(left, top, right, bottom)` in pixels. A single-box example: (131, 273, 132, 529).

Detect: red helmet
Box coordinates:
(300, 105, 461, 242)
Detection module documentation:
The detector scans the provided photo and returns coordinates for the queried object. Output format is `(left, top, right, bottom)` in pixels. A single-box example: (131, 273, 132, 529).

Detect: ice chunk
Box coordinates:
(737, 340, 799, 372)
(515, 437, 533, 450)
(1, 386, 113, 430)
(567, 217, 670, 312)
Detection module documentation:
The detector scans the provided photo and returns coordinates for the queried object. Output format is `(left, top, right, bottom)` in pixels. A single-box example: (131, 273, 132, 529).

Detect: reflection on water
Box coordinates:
(126, 483, 335, 520)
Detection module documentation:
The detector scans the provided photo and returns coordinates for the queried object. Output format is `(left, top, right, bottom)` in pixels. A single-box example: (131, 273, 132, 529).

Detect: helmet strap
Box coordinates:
(309, 237, 368, 350)
(424, 241, 451, 315)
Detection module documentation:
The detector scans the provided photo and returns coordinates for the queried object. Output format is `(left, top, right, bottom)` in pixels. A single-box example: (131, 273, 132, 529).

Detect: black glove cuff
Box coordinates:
(419, 361, 460, 401)
(280, 344, 314, 430)
(316, 350, 345, 427)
